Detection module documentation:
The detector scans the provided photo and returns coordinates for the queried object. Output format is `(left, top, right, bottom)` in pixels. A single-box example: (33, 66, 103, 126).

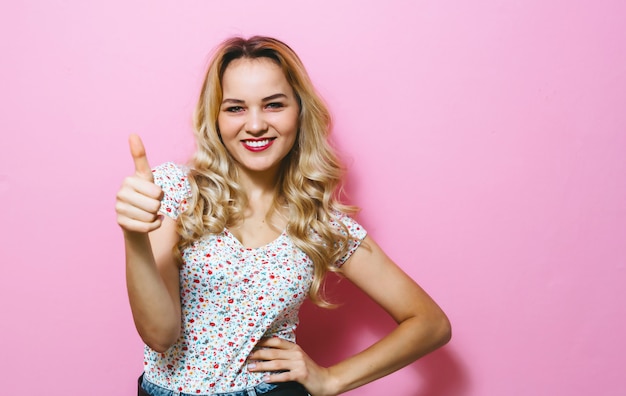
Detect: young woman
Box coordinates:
(116, 36, 451, 396)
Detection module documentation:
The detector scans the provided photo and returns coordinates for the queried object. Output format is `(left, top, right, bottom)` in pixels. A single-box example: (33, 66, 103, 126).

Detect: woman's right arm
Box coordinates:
(116, 135, 182, 352)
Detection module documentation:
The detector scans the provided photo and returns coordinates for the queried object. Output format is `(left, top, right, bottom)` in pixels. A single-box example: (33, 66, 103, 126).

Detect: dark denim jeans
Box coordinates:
(139, 374, 309, 396)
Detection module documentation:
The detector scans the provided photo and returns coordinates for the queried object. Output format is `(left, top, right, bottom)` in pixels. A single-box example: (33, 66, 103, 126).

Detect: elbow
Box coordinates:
(146, 340, 175, 354)
(415, 307, 452, 352)
(139, 326, 181, 353)
(434, 311, 452, 348)
(151, 345, 172, 353)
(401, 309, 452, 362)
(425, 304, 452, 350)
(144, 335, 177, 353)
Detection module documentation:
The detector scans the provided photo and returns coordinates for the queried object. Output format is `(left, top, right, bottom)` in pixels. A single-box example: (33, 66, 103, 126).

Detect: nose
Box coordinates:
(245, 108, 268, 135)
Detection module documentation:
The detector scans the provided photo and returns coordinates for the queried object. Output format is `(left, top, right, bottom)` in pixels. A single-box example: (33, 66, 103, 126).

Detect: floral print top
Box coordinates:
(143, 162, 367, 394)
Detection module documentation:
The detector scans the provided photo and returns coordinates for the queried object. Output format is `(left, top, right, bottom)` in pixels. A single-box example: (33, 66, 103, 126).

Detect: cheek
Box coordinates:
(217, 117, 237, 137)
(284, 112, 300, 135)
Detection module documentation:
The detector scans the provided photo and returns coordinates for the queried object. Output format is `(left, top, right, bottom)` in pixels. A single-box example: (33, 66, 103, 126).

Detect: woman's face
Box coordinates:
(217, 57, 299, 179)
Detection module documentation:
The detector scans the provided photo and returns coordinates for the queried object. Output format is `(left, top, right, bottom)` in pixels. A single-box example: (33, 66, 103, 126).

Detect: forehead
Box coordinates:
(221, 58, 292, 97)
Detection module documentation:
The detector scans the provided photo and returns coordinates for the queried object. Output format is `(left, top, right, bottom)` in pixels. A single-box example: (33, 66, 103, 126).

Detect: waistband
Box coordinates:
(140, 374, 281, 396)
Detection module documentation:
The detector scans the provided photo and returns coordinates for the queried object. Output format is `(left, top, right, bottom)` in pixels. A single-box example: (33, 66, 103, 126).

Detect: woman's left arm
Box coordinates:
(248, 235, 451, 395)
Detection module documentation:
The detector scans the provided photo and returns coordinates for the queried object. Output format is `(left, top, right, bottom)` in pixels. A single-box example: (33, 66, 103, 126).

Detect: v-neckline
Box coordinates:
(223, 228, 287, 251)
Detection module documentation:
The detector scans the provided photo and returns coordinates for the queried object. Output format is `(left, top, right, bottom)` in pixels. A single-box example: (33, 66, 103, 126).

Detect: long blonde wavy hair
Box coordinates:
(178, 36, 358, 307)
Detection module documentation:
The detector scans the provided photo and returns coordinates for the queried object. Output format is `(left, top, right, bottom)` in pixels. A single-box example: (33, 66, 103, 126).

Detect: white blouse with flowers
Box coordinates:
(143, 162, 367, 394)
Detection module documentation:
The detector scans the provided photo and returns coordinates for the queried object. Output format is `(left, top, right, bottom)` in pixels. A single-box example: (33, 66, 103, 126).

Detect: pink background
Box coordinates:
(1, 1, 625, 395)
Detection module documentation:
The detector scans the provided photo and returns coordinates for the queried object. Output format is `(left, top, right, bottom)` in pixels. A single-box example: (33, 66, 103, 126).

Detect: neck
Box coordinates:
(236, 165, 281, 202)
(234, 166, 287, 229)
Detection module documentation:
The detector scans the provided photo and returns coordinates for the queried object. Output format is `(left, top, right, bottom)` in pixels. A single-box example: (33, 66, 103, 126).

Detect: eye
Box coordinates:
(265, 102, 284, 110)
(225, 106, 244, 113)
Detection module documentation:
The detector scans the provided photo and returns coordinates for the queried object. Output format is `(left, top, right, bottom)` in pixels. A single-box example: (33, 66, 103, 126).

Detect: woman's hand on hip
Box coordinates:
(247, 337, 338, 396)
(115, 134, 164, 234)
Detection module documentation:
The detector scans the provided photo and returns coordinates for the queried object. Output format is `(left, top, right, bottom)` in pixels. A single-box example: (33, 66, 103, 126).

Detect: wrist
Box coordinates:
(123, 230, 151, 246)
(323, 367, 344, 396)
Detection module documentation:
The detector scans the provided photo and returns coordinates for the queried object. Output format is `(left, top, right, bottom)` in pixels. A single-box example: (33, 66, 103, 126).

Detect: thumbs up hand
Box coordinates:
(130, 133, 155, 182)
(116, 135, 164, 233)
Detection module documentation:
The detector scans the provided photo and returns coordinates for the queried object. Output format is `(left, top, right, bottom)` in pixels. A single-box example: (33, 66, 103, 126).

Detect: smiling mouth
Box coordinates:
(242, 138, 276, 151)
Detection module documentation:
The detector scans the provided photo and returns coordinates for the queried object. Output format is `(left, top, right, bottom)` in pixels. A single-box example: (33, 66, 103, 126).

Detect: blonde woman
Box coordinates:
(116, 36, 451, 396)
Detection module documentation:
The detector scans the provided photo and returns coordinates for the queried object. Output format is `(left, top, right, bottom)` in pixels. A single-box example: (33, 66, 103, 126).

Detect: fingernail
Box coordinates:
(263, 374, 271, 382)
(247, 363, 256, 370)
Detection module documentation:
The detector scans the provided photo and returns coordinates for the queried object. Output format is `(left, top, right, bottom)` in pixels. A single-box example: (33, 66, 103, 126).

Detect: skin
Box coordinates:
(217, 58, 300, 245)
(116, 58, 451, 396)
(218, 58, 299, 182)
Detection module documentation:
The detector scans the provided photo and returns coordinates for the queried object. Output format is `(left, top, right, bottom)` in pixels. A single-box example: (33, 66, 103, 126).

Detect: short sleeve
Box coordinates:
(152, 162, 192, 220)
(332, 211, 367, 267)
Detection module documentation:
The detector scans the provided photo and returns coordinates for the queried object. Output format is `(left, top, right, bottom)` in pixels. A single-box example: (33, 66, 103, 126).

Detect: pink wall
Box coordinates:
(1, 1, 624, 395)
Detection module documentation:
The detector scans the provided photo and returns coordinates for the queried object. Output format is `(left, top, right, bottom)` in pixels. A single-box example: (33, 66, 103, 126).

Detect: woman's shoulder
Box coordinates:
(329, 209, 367, 240)
(152, 162, 192, 198)
(153, 162, 189, 177)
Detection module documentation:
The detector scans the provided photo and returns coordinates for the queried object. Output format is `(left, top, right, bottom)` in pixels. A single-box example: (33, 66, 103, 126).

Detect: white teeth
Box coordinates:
(244, 139, 271, 148)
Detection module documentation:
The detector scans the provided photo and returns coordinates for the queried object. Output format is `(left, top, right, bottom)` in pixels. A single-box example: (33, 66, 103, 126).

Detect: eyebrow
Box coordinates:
(221, 93, 288, 105)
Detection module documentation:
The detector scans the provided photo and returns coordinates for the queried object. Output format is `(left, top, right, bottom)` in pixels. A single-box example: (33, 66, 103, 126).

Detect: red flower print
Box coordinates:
(147, 163, 368, 393)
